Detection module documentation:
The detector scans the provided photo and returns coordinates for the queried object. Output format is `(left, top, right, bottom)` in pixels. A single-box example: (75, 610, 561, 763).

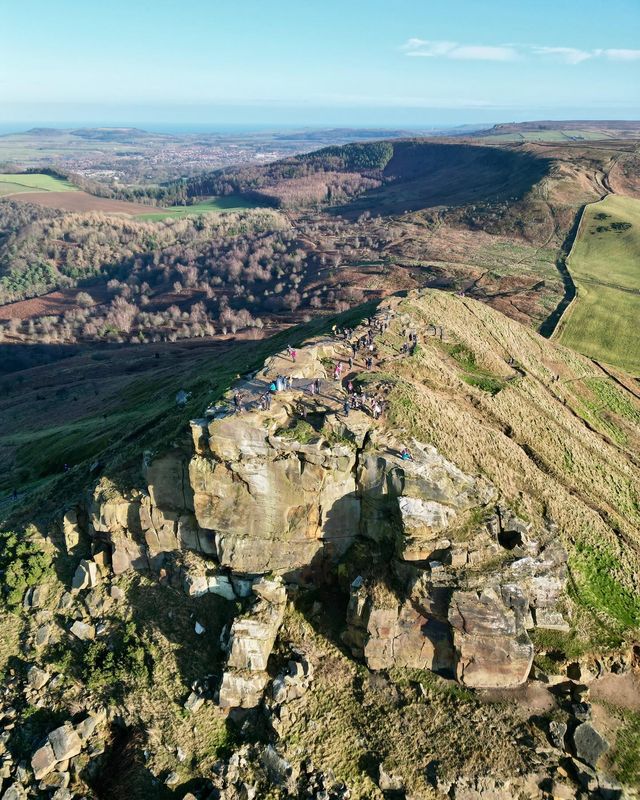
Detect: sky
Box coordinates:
(1, 0, 639, 130)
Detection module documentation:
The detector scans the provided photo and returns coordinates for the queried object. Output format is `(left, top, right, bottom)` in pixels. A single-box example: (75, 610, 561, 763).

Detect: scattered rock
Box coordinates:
(71, 559, 100, 591)
(48, 724, 82, 761)
(70, 620, 95, 641)
(378, 763, 404, 792)
(547, 720, 567, 750)
(109, 585, 124, 601)
(62, 509, 82, 553)
(26, 665, 51, 691)
(184, 691, 205, 713)
(31, 742, 56, 780)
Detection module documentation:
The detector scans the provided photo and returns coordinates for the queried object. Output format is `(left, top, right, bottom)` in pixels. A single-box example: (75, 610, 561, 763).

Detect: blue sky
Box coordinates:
(1, 0, 639, 128)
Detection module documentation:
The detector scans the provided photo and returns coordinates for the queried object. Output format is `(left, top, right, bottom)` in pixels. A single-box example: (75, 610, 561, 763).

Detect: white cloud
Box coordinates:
(402, 39, 640, 65)
(532, 46, 593, 64)
(402, 39, 517, 61)
(602, 48, 640, 61)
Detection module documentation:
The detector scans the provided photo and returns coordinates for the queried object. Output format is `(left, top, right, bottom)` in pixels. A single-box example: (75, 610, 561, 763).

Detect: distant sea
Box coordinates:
(0, 121, 421, 136)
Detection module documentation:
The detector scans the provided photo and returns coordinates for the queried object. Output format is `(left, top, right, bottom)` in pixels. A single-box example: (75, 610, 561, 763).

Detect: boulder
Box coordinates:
(71, 559, 99, 591)
(29, 584, 49, 609)
(70, 621, 95, 641)
(547, 719, 567, 750)
(219, 671, 270, 709)
(75, 710, 106, 741)
(31, 742, 56, 780)
(2, 784, 27, 800)
(184, 691, 205, 713)
(572, 722, 609, 768)
(26, 665, 51, 691)
(48, 724, 82, 761)
(184, 572, 236, 601)
(62, 509, 82, 553)
(449, 588, 534, 688)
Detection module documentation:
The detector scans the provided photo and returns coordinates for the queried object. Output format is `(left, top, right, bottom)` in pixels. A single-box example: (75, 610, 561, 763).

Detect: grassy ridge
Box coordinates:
(556, 194, 640, 375)
(0, 173, 77, 195)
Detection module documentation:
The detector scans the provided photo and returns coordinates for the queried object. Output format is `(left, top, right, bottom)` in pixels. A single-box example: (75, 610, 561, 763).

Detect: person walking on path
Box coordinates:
(343, 399, 350, 417)
(314, 378, 321, 395)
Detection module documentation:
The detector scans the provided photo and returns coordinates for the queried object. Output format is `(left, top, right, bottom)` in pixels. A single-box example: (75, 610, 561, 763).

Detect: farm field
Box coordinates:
(481, 129, 616, 143)
(7, 189, 165, 216)
(137, 194, 265, 220)
(556, 194, 640, 375)
(0, 172, 77, 194)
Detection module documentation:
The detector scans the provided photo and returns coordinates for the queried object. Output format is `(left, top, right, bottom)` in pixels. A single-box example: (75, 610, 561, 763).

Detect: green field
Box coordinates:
(138, 195, 263, 220)
(0, 173, 77, 195)
(481, 129, 620, 143)
(556, 194, 640, 375)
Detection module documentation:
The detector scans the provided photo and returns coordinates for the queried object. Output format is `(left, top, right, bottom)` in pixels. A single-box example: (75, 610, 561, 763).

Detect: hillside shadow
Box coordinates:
(332, 141, 551, 219)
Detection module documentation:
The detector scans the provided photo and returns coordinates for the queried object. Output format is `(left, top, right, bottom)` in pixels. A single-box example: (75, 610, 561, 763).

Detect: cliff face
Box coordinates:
(78, 288, 640, 700)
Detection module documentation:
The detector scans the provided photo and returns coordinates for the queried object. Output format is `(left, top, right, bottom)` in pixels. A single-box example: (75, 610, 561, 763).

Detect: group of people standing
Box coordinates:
(228, 314, 415, 464)
(343, 388, 384, 420)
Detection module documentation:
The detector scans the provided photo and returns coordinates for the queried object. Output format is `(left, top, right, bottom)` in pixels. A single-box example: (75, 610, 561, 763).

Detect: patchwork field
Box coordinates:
(8, 190, 166, 216)
(0, 172, 77, 195)
(555, 194, 640, 375)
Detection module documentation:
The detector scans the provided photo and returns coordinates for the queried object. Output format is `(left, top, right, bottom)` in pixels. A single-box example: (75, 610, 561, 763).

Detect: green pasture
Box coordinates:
(138, 195, 263, 221)
(556, 194, 640, 375)
(0, 173, 77, 195)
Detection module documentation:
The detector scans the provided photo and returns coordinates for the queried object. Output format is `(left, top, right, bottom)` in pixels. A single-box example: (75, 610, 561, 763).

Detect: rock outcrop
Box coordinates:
(79, 300, 572, 696)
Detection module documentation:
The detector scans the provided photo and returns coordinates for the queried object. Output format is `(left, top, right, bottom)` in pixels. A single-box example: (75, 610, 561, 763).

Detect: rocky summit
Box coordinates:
(1, 289, 640, 798)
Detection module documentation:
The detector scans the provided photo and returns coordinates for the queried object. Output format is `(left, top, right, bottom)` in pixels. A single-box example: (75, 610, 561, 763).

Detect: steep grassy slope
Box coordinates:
(377, 292, 640, 640)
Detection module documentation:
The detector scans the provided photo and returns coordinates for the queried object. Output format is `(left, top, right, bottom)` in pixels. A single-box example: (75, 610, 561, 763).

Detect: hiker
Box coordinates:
(373, 401, 382, 420)
(366, 356, 373, 370)
(314, 378, 321, 394)
(401, 447, 413, 461)
(309, 381, 316, 396)
(269, 380, 277, 394)
(291, 348, 297, 362)
(276, 375, 284, 392)
(233, 391, 244, 413)
(343, 399, 350, 417)
(348, 356, 353, 369)
(351, 343, 357, 357)
(347, 380, 354, 393)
